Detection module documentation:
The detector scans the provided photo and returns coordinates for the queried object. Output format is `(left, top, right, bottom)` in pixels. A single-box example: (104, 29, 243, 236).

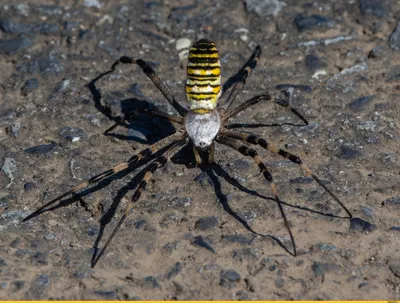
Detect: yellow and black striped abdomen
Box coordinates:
(186, 40, 221, 114)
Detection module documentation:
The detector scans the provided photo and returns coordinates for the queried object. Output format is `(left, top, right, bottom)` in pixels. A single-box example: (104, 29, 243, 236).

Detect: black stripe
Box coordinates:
(188, 91, 217, 95)
(192, 40, 215, 48)
(187, 65, 220, 70)
(188, 74, 220, 79)
(186, 83, 220, 88)
(189, 57, 219, 64)
(190, 49, 219, 55)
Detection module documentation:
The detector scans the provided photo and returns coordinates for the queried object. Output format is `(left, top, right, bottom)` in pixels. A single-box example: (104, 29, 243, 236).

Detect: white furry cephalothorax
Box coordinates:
(184, 110, 221, 150)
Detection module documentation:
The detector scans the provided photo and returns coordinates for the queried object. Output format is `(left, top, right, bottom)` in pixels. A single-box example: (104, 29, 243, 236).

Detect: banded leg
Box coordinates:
(220, 45, 261, 112)
(217, 135, 296, 255)
(23, 132, 185, 222)
(113, 56, 187, 116)
(222, 93, 309, 126)
(104, 107, 184, 135)
(221, 129, 353, 218)
(91, 139, 186, 267)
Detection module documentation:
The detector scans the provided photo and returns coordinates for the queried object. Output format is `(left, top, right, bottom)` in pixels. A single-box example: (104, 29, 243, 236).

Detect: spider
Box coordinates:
(24, 39, 353, 267)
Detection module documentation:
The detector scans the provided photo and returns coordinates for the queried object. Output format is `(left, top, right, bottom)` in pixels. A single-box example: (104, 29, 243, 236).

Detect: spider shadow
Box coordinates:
(198, 162, 348, 255)
(87, 66, 177, 145)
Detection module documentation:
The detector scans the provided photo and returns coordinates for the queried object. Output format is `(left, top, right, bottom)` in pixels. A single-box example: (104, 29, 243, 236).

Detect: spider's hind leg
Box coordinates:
(217, 135, 297, 255)
(221, 129, 353, 219)
(91, 138, 186, 267)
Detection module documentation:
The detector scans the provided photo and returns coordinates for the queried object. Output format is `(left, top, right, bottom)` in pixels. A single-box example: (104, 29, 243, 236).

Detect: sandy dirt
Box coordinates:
(0, 0, 399, 300)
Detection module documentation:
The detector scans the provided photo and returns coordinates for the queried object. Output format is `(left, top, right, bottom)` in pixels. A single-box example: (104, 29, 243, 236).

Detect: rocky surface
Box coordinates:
(0, 0, 399, 300)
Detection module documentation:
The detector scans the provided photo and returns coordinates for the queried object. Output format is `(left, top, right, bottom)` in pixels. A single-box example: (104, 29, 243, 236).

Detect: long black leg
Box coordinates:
(219, 45, 262, 113)
(91, 139, 186, 267)
(23, 132, 185, 222)
(222, 93, 309, 126)
(114, 57, 187, 116)
(217, 135, 297, 256)
(221, 129, 353, 219)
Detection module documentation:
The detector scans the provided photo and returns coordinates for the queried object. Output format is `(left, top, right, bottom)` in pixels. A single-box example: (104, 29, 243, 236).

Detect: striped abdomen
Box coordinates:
(186, 40, 221, 114)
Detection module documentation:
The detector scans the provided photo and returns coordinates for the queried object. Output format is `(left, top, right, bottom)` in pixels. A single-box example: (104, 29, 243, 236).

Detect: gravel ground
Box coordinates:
(0, 0, 399, 300)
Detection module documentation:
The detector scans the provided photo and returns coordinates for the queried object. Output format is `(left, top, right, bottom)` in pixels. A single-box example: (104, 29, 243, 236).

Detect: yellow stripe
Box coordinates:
(188, 52, 219, 58)
(187, 67, 220, 76)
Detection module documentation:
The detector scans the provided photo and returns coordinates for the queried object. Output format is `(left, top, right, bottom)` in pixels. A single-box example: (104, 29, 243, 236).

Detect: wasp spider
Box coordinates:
(24, 39, 353, 267)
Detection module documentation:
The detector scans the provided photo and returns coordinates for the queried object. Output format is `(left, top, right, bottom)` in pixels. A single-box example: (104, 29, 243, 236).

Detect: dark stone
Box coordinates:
(368, 45, 390, 58)
(305, 54, 326, 71)
(220, 269, 241, 288)
(194, 171, 212, 186)
(24, 143, 57, 154)
(195, 216, 218, 230)
(233, 159, 250, 170)
(59, 126, 86, 142)
(337, 146, 362, 160)
(389, 261, 400, 278)
(0, 258, 6, 266)
(389, 226, 400, 231)
(359, 0, 389, 17)
(11, 280, 25, 292)
(350, 217, 377, 232)
(21, 78, 39, 96)
(167, 262, 182, 279)
(31, 252, 47, 265)
(0, 20, 60, 35)
(134, 219, 146, 229)
(275, 277, 285, 288)
(276, 84, 312, 93)
(244, 0, 286, 17)
(0, 37, 32, 54)
(222, 234, 255, 245)
(312, 243, 337, 252)
(232, 248, 260, 261)
(24, 182, 36, 191)
(383, 196, 400, 206)
(35, 274, 50, 287)
(94, 290, 117, 299)
(17, 56, 64, 77)
(347, 95, 375, 111)
(389, 22, 400, 51)
(290, 176, 313, 184)
(192, 236, 215, 253)
(143, 276, 159, 288)
(311, 262, 339, 276)
(87, 226, 99, 237)
(295, 14, 334, 31)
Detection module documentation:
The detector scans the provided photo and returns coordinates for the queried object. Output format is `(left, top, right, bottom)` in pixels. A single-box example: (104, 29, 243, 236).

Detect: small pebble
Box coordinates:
(94, 290, 117, 299)
(244, 0, 286, 17)
(389, 22, 400, 51)
(10, 123, 21, 137)
(350, 217, 377, 232)
(195, 216, 218, 231)
(0, 37, 32, 54)
(167, 262, 182, 279)
(24, 143, 57, 154)
(347, 95, 375, 112)
(305, 54, 326, 72)
(337, 146, 362, 160)
(389, 261, 400, 278)
(84, 0, 102, 8)
(59, 126, 86, 142)
(359, 0, 389, 17)
(24, 182, 36, 191)
(295, 14, 334, 31)
(383, 196, 400, 206)
(312, 262, 339, 277)
(192, 235, 215, 253)
(220, 269, 241, 288)
(21, 78, 39, 96)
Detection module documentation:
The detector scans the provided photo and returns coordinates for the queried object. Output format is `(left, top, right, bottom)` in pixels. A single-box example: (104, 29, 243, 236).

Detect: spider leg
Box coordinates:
(222, 93, 309, 126)
(219, 45, 261, 113)
(217, 135, 296, 256)
(221, 129, 353, 219)
(112, 56, 187, 117)
(23, 132, 185, 222)
(91, 139, 186, 267)
(104, 107, 184, 135)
